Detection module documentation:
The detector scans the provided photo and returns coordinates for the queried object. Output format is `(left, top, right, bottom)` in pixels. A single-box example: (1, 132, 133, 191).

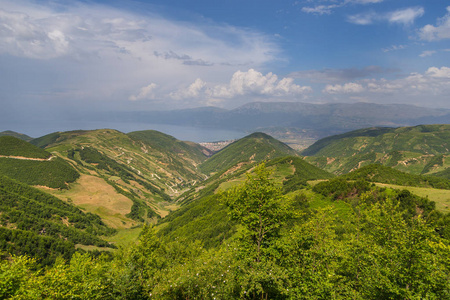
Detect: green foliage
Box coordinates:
(0, 136, 50, 159)
(223, 163, 290, 263)
(312, 178, 372, 201)
(433, 167, 450, 179)
(266, 156, 334, 193)
(158, 195, 235, 248)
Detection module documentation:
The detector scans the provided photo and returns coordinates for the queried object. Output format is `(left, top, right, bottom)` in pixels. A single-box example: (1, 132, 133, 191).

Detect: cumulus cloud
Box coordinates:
(129, 83, 158, 101)
(210, 69, 312, 99)
(167, 69, 312, 103)
(419, 6, 450, 41)
(170, 79, 207, 100)
(347, 7, 424, 26)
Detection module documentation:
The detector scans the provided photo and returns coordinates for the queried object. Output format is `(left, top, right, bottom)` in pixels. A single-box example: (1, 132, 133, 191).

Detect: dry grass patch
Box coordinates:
(42, 174, 136, 228)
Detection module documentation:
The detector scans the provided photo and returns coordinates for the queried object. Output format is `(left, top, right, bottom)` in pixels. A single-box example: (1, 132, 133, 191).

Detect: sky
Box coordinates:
(1, 0, 450, 136)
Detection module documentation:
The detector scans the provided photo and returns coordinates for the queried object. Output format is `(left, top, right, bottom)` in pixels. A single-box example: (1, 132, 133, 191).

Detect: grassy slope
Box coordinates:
(127, 130, 212, 164)
(302, 124, 450, 175)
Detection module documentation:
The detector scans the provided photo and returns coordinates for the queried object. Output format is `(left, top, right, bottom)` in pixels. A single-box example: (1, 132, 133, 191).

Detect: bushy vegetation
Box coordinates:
(266, 156, 334, 193)
(0, 136, 50, 159)
(342, 164, 450, 189)
(0, 175, 115, 266)
(0, 157, 80, 189)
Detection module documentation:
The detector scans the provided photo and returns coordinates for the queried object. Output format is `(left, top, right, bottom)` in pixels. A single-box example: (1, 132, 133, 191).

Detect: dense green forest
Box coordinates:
(0, 157, 80, 189)
(0, 136, 50, 159)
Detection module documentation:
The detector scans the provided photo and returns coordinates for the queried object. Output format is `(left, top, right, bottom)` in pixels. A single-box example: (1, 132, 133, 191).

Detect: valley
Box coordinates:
(1, 124, 450, 299)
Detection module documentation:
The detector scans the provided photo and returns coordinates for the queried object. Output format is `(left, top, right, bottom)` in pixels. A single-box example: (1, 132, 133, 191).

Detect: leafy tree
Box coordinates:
(223, 163, 289, 263)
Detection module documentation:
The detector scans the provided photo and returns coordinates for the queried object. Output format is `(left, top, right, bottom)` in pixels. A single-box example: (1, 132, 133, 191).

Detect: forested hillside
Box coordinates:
(0, 136, 50, 159)
(0, 175, 115, 266)
(303, 124, 450, 176)
(0, 136, 80, 189)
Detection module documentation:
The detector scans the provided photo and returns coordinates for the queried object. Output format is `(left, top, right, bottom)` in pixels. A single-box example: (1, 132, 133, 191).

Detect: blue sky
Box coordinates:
(1, 0, 450, 135)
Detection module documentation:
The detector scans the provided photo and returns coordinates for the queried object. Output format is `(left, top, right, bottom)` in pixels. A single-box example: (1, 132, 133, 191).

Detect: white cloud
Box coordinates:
(166, 69, 312, 105)
(210, 69, 312, 99)
(129, 83, 158, 101)
(347, 7, 424, 26)
(419, 50, 436, 58)
(301, 5, 340, 15)
(426, 66, 450, 78)
(169, 79, 207, 100)
(324, 67, 450, 103)
(323, 82, 365, 94)
(382, 44, 407, 52)
(419, 6, 450, 41)
(0, 0, 282, 109)
(387, 7, 424, 25)
(347, 13, 376, 25)
(317, 67, 450, 108)
(301, 0, 384, 15)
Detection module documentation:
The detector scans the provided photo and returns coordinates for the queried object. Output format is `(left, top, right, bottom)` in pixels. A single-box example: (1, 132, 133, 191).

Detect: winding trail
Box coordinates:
(0, 155, 55, 161)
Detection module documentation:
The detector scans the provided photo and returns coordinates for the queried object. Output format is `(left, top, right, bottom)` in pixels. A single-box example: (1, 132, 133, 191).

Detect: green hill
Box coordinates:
(127, 130, 212, 164)
(0, 175, 115, 266)
(200, 132, 298, 174)
(0, 136, 50, 159)
(0, 136, 79, 189)
(0, 130, 32, 141)
(302, 124, 450, 175)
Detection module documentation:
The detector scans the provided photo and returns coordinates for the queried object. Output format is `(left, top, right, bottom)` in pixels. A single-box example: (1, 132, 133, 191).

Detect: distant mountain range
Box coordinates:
(116, 101, 450, 136)
(98, 101, 450, 149)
